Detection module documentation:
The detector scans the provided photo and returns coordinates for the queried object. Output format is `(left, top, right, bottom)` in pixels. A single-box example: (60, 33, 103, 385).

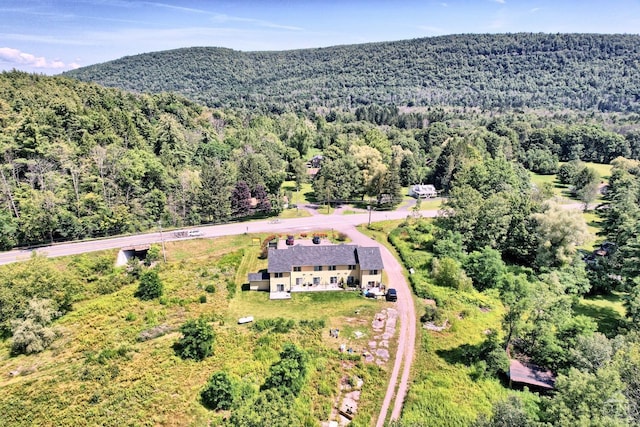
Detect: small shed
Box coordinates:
(248, 270, 270, 291)
(509, 359, 556, 390)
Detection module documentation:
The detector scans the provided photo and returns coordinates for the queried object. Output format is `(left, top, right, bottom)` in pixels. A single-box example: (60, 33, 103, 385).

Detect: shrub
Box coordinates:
(262, 343, 308, 396)
(204, 284, 215, 293)
(432, 257, 472, 291)
(174, 317, 215, 361)
(10, 298, 59, 356)
(145, 244, 161, 266)
(201, 371, 235, 410)
(135, 270, 163, 300)
(199, 295, 207, 304)
(420, 305, 443, 324)
(11, 319, 57, 355)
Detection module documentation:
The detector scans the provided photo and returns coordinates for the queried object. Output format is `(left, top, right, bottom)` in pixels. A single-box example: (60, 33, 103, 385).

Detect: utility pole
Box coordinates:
(158, 220, 167, 263)
(368, 204, 372, 226)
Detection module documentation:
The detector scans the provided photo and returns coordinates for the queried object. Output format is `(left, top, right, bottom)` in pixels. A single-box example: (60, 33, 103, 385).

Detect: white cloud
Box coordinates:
(0, 47, 77, 69)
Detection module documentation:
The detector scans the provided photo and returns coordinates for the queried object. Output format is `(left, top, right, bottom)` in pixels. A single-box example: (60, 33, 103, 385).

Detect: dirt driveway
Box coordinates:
(337, 225, 416, 426)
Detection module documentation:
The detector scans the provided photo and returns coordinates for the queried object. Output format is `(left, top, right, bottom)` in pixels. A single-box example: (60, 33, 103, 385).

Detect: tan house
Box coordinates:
(248, 243, 384, 299)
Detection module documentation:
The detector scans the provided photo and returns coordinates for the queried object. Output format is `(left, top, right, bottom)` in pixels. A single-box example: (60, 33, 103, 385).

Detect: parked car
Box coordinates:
(386, 288, 397, 302)
(286, 235, 295, 245)
(312, 236, 321, 244)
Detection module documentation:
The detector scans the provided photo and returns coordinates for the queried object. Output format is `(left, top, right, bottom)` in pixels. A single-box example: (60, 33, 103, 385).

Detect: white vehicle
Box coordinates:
(187, 229, 203, 237)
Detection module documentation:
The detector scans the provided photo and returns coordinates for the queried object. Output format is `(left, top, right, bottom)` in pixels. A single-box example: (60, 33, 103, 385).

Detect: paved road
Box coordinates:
(0, 210, 438, 265)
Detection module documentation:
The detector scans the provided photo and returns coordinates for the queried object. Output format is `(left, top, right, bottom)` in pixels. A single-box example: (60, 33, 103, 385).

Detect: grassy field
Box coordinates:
(529, 161, 613, 202)
(281, 181, 314, 206)
(574, 292, 626, 338)
(0, 234, 395, 426)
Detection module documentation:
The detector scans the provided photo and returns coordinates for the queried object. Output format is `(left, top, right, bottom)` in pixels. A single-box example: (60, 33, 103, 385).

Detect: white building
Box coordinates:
(409, 184, 437, 199)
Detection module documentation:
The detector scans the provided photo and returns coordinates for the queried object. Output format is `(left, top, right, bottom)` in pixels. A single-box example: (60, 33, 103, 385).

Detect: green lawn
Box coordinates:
(581, 161, 613, 180)
(281, 181, 314, 205)
(574, 292, 626, 338)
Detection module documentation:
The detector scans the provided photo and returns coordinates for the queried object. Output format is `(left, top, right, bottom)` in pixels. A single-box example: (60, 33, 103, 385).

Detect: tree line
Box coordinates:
(65, 33, 640, 112)
(3, 71, 640, 249)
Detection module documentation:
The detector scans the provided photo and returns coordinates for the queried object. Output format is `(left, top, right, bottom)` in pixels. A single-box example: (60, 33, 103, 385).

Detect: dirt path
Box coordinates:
(337, 224, 416, 426)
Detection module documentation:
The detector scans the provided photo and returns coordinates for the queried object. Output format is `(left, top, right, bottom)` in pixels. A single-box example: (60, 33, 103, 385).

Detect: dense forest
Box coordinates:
(64, 33, 640, 112)
(2, 71, 640, 249)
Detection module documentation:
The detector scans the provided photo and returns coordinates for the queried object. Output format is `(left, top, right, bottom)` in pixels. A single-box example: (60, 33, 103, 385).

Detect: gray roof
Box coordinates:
(357, 246, 384, 270)
(248, 271, 270, 281)
(268, 244, 382, 273)
(509, 359, 555, 389)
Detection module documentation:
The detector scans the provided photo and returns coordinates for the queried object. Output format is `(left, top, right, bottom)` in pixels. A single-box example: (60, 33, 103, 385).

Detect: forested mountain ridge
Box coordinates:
(64, 33, 640, 112)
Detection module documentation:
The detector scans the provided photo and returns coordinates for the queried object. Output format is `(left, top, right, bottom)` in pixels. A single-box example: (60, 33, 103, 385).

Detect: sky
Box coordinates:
(1, 0, 640, 75)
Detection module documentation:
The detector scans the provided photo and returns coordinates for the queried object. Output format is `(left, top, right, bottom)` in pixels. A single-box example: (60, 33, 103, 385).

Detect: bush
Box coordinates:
(262, 343, 308, 396)
(135, 270, 163, 300)
(432, 257, 473, 291)
(11, 319, 57, 355)
(420, 305, 444, 324)
(145, 244, 161, 266)
(199, 295, 207, 303)
(10, 298, 59, 356)
(204, 284, 215, 293)
(201, 371, 235, 410)
(174, 317, 215, 361)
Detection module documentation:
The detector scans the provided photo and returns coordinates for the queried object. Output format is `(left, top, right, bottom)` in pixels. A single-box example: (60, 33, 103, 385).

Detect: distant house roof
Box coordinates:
(267, 244, 382, 273)
(509, 359, 556, 389)
(411, 184, 436, 193)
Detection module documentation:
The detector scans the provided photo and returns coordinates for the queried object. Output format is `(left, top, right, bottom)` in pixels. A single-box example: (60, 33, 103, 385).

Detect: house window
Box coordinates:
(313, 277, 321, 285)
(348, 265, 356, 270)
(296, 278, 303, 286)
(277, 284, 284, 292)
(330, 277, 337, 284)
(274, 272, 283, 278)
(328, 265, 336, 271)
(314, 266, 323, 272)
(347, 276, 355, 285)
(368, 281, 375, 287)
(370, 269, 378, 275)
(293, 266, 301, 272)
